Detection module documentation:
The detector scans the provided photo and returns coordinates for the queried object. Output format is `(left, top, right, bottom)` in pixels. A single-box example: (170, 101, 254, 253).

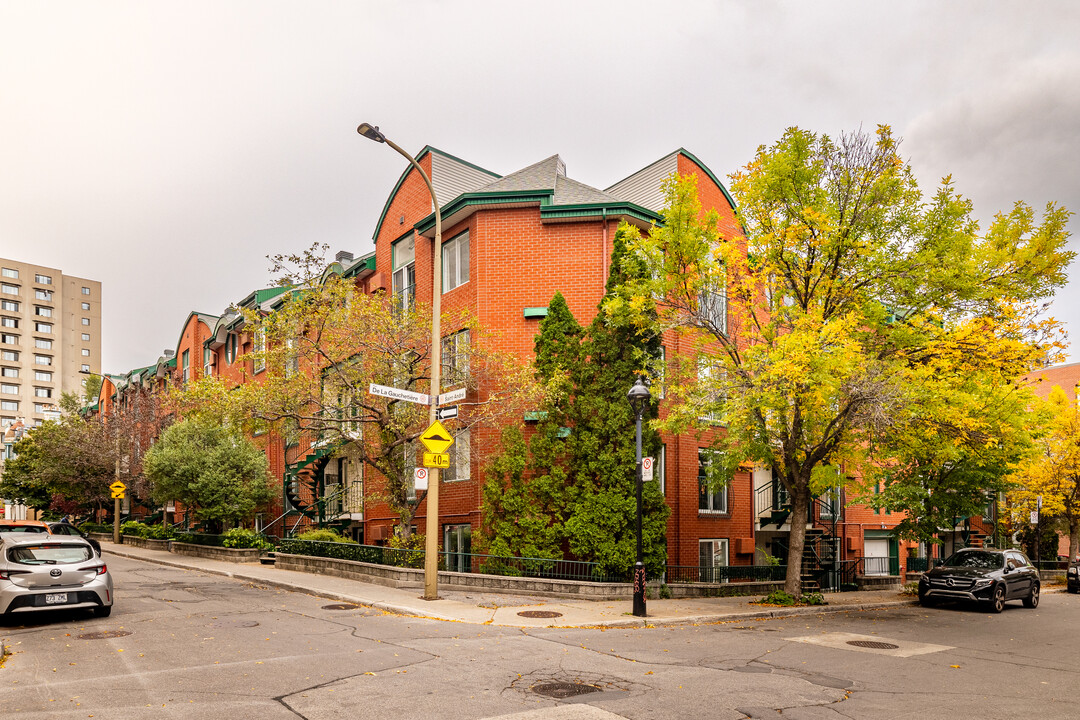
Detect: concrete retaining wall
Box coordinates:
(121, 535, 172, 551)
(171, 542, 260, 563)
(274, 553, 782, 600)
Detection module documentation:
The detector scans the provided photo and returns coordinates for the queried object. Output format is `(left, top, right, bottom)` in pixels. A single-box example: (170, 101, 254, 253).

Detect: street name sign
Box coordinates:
(414, 467, 429, 491)
(438, 387, 466, 405)
(641, 457, 654, 482)
(423, 452, 450, 469)
(368, 383, 430, 406)
(436, 405, 458, 420)
(419, 420, 454, 454)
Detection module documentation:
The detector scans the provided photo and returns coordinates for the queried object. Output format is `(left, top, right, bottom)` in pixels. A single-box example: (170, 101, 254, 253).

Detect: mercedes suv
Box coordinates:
(918, 548, 1039, 613)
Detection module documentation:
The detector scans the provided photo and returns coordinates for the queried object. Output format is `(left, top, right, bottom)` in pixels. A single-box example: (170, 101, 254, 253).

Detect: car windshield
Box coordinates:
(8, 544, 93, 565)
(942, 551, 1003, 569)
(0, 525, 47, 533)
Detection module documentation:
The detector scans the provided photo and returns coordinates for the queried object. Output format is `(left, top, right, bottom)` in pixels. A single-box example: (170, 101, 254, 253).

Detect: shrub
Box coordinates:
(121, 520, 148, 538)
(221, 528, 275, 550)
(758, 589, 798, 606)
(901, 581, 920, 596)
(658, 583, 673, 599)
(387, 532, 426, 569)
(79, 523, 111, 534)
(295, 528, 356, 544)
(800, 592, 826, 606)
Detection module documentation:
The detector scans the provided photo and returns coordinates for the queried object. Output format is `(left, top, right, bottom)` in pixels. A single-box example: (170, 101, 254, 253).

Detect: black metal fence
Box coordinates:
(663, 564, 784, 584)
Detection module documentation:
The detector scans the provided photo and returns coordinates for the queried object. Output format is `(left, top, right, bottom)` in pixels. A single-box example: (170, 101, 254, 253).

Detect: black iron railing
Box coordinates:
(664, 564, 784, 584)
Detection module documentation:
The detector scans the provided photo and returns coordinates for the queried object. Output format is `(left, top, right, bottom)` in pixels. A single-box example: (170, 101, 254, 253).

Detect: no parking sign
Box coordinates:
(414, 467, 429, 491)
(642, 456, 654, 482)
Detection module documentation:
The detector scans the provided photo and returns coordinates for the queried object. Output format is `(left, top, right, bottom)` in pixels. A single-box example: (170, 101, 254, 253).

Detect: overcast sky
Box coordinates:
(2, 1, 1077, 373)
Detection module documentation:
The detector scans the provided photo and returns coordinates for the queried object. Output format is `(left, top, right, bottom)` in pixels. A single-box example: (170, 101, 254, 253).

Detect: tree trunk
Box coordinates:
(784, 486, 811, 597)
(1069, 518, 1079, 563)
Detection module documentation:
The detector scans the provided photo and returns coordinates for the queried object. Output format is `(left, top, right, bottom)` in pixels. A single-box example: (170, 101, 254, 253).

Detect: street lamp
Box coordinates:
(357, 123, 444, 601)
(627, 376, 651, 617)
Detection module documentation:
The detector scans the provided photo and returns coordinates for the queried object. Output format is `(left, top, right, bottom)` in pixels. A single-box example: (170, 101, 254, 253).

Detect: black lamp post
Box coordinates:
(627, 376, 651, 617)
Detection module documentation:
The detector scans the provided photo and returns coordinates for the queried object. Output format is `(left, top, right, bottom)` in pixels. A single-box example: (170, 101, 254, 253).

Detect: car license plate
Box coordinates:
(45, 593, 68, 605)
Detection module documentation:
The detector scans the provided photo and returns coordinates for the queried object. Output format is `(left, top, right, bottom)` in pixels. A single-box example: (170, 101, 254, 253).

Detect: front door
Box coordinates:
(443, 524, 472, 574)
(864, 539, 890, 576)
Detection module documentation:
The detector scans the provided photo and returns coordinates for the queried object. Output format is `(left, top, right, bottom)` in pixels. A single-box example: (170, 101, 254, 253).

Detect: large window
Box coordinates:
(34, 370, 51, 382)
(35, 338, 51, 349)
(203, 347, 213, 378)
(443, 523, 472, 573)
(1, 268, 18, 279)
(1, 384, 18, 394)
(35, 354, 51, 366)
(698, 449, 728, 514)
(35, 322, 52, 333)
(0, 300, 17, 312)
(1, 367, 17, 378)
(34, 387, 52, 398)
(1, 400, 17, 411)
(253, 331, 265, 373)
(1, 284, 18, 295)
(440, 329, 470, 389)
(35, 289, 51, 301)
(35, 306, 52, 317)
(82, 333, 90, 341)
(34, 274, 52, 285)
(699, 274, 727, 335)
(442, 231, 469, 292)
(0, 351, 17, 361)
(81, 317, 90, 326)
(392, 236, 416, 313)
(182, 350, 190, 383)
(81, 286, 90, 295)
(444, 428, 471, 483)
(1, 334, 17, 345)
(699, 538, 729, 582)
(0, 317, 16, 328)
(81, 302, 90, 311)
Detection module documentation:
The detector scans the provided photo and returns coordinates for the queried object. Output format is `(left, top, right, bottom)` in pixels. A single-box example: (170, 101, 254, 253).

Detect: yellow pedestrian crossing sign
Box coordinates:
(419, 420, 454, 454)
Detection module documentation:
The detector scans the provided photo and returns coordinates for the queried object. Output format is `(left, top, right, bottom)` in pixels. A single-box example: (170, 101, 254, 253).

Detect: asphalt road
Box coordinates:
(2, 555, 1078, 719)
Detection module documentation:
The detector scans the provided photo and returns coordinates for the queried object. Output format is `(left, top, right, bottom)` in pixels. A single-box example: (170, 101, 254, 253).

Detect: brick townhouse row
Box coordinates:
(95, 144, 947, 584)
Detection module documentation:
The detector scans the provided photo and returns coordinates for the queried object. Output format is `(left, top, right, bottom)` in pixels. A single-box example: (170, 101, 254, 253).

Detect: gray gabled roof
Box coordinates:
(554, 174, 622, 205)
(477, 155, 566, 194)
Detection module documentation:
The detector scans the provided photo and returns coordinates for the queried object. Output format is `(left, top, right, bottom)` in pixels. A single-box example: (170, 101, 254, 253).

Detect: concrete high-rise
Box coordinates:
(0, 258, 101, 426)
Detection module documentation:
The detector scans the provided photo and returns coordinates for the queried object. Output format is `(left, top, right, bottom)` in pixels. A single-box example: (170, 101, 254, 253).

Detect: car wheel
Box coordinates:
(1023, 583, 1040, 608)
(987, 584, 1006, 613)
(93, 605, 112, 618)
(1068, 584, 1079, 594)
(919, 593, 936, 607)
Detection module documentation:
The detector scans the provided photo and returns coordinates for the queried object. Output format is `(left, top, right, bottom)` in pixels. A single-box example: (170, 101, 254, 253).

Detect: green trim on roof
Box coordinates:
(677, 148, 738, 212)
(341, 253, 376, 279)
(414, 190, 554, 234)
(371, 146, 500, 243)
(539, 201, 661, 225)
(523, 307, 548, 319)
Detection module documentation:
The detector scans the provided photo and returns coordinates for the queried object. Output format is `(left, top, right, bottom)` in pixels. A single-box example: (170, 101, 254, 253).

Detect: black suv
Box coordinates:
(919, 548, 1039, 613)
(1069, 559, 1079, 594)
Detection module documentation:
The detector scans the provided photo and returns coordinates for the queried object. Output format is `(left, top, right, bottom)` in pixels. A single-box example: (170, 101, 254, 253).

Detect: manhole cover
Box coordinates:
(846, 640, 900, 650)
(209, 620, 260, 628)
(532, 682, 602, 699)
(78, 630, 133, 640)
(517, 610, 563, 618)
(322, 603, 361, 611)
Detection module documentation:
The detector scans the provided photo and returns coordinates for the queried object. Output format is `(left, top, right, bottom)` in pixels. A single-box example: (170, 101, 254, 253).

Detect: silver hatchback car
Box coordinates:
(0, 533, 113, 618)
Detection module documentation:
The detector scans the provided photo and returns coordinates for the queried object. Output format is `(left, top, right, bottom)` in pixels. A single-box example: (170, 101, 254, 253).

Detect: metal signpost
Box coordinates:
(110, 480, 125, 545)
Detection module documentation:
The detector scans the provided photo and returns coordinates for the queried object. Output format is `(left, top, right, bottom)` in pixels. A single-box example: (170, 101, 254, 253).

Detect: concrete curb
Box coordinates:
(105, 546, 936, 628)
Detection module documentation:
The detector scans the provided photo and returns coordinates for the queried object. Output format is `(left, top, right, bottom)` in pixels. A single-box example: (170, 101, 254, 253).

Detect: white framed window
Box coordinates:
(81, 317, 90, 326)
(392, 236, 416, 314)
(699, 538, 730, 583)
(0, 351, 16, 361)
(81, 286, 90, 295)
(699, 273, 727, 335)
(35, 355, 52, 366)
(1, 268, 18, 279)
(81, 363, 90, 372)
(34, 274, 52, 285)
(81, 302, 90, 311)
(1, 384, 18, 394)
(182, 350, 190, 382)
(444, 428, 471, 482)
(253, 331, 265, 373)
(1, 367, 17, 378)
(0, 300, 17, 312)
(35, 322, 52, 333)
(34, 387, 52, 398)
(1, 284, 18, 295)
(1, 400, 17, 411)
(81, 348, 90, 357)
(440, 329, 470, 389)
(1, 334, 17, 345)
(35, 338, 52, 349)
(34, 402, 51, 413)
(34, 370, 51, 382)
(204, 347, 213, 378)
(35, 306, 52, 317)
(82, 333, 90, 341)
(35, 289, 51, 301)
(442, 231, 469, 292)
(0, 317, 16, 328)
(698, 449, 728, 514)
(697, 359, 726, 424)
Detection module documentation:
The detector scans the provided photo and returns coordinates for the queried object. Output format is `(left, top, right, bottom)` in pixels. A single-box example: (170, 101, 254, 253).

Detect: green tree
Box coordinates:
(143, 418, 273, 532)
(612, 126, 1072, 594)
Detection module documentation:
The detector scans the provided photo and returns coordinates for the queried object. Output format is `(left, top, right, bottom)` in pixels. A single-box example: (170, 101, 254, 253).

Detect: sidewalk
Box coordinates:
(102, 541, 919, 628)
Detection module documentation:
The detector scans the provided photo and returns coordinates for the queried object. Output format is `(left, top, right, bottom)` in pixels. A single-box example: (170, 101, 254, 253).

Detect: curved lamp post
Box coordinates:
(627, 376, 652, 617)
(357, 123, 444, 601)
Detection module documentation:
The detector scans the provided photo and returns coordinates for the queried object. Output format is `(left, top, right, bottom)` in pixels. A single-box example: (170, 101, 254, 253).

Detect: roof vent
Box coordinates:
(335, 251, 354, 264)
(163, 349, 175, 358)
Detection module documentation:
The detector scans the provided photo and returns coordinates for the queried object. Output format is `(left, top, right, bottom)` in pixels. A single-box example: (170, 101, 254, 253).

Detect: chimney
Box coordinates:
(336, 250, 354, 264)
(163, 349, 175, 358)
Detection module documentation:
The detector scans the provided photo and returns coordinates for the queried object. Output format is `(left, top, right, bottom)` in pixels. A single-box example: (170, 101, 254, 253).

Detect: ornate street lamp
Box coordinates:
(357, 123, 444, 601)
(627, 376, 651, 617)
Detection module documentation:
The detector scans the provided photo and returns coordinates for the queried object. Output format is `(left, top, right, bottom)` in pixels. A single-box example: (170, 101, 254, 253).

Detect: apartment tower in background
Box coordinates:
(0, 258, 101, 427)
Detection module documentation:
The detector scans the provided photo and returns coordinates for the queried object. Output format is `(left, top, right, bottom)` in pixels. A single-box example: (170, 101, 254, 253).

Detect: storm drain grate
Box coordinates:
(322, 603, 362, 611)
(846, 640, 899, 650)
(517, 610, 563, 618)
(78, 630, 132, 640)
(532, 682, 602, 699)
